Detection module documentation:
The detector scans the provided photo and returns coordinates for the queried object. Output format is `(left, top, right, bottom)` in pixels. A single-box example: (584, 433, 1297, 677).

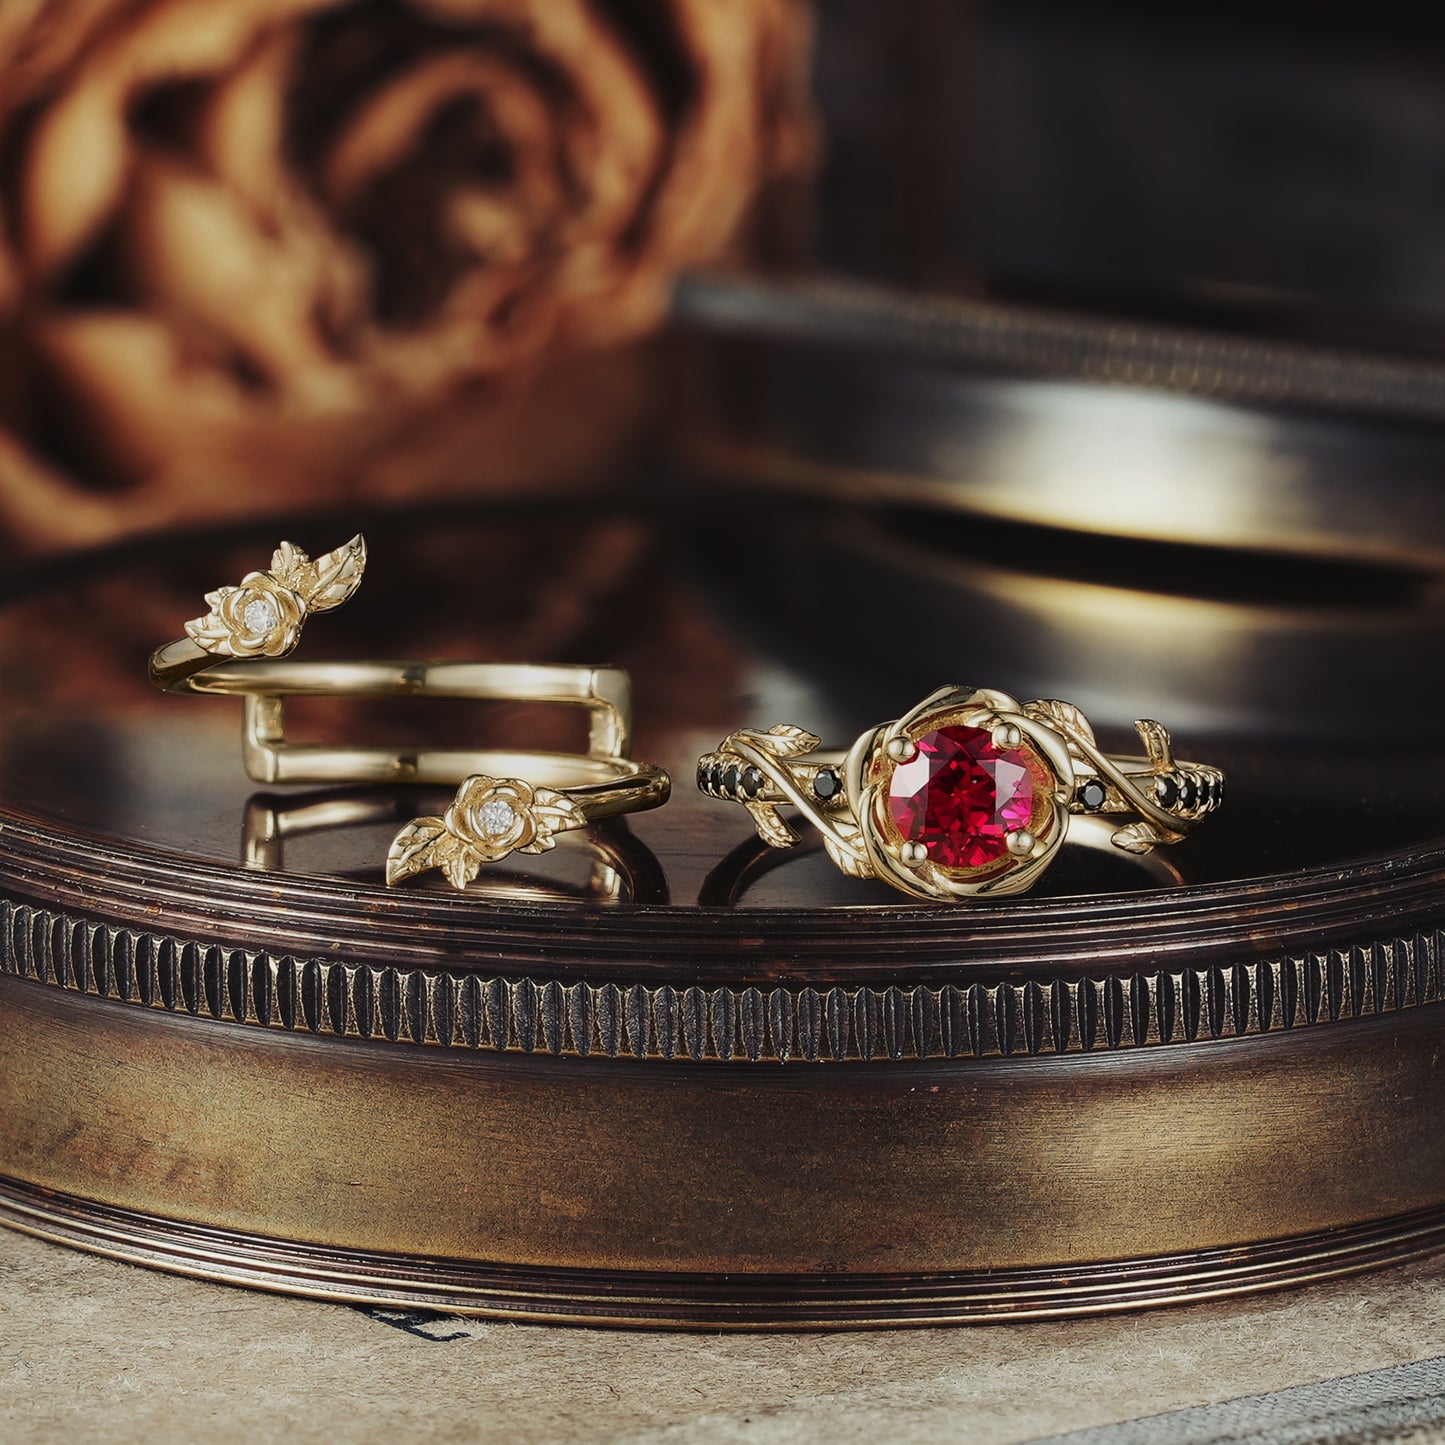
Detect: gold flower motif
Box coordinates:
(388, 774, 587, 890)
(184, 534, 366, 659)
(209, 574, 307, 657)
(445, 777, 539, 859)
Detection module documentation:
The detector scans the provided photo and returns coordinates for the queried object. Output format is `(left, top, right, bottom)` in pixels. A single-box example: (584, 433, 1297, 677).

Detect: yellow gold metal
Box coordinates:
(152, 536, 670, 892)
(242, 791, 662, 903)
(149, 535, 368, 690)
(885, 735, 918, 763)
(231, 663, 636, 787)
(698, 686, 1222, 902)
(385, 765, 670, 891)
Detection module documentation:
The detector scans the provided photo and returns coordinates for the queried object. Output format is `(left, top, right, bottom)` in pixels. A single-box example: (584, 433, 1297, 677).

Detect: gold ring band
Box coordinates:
(697, 811, 1188, 908)
(148, 534, 370, 695)
(698, 685, 1222, 902)
(163, 657, 637, 788)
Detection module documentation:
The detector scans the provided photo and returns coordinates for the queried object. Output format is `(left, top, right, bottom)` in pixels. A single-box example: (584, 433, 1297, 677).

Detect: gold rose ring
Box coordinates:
(696, 686, 1223, 902)
(150, 535, 670, 891)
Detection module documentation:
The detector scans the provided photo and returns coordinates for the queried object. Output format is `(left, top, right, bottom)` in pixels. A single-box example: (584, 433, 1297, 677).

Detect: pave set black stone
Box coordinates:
(697, 758, 845, 804)
(1153, 770, 1224, 813)
(697, 757, 744, 799)
(1073, 770, 1224, 815)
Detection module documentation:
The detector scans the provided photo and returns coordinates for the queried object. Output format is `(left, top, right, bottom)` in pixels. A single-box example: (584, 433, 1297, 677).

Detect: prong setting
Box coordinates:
(885, 735, 918, 764)
(857, 689, 1074, 900)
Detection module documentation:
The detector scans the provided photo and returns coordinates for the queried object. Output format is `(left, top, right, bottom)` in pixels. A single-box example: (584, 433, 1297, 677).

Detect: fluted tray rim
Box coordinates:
(0, 799, 1442, 980)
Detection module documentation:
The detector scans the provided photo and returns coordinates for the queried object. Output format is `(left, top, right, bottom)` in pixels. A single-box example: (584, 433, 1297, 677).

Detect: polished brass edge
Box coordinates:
(676, 272, 1445, 426)
(0, 894, 1442, 1063)
(5, 1173, 1445, 1327)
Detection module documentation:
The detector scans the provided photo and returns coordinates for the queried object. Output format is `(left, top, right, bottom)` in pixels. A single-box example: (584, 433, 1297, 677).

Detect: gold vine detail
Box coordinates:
(1021, 700, 1184, 853)
(725, 726, 874, 879)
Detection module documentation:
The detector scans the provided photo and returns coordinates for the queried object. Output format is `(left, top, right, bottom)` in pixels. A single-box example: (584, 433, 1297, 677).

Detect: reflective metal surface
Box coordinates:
(676, 274, 1445, 741)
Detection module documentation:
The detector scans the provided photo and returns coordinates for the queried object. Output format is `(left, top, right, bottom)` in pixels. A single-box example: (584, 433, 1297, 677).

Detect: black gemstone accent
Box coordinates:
(1079, 780, 1107, 810)
(741, 766, 763, 798)
(1154, 776, 1179, 809)
(1180, 778, 1198, 809)
(696, 764, 710, 792)
(723, 764, 740, 796)
(708, 762, 724, 795)
(813, 767, 841, 801)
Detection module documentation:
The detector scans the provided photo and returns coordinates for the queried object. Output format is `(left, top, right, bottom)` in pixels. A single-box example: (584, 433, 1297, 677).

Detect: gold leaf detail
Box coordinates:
(1134, 719, 1175, 769)
(385, 818, 451, 885)
(183, 611, 237, 654)
(1023, 699, 1096, 747)
(748, 802, 800, 849)
(269, 540, 312, 590)
(741, 724, 820, 759)
(823, 824, 874, 879)
(520, 787, 588, 853)
(301, 534, 367, 612)
(1111, 822, 1162, 855)
(443, 846, 483, 891)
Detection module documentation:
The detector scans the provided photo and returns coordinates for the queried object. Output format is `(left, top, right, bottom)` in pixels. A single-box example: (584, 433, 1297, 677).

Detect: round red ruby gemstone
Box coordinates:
(887, 724, 1036, 869)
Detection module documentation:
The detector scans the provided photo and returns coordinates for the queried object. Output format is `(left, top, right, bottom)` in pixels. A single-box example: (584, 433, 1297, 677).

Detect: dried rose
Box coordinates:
(0, 0, 816, 553)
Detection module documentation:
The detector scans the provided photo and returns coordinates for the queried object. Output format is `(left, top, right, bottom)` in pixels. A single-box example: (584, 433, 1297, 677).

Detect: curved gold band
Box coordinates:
(147, 533, 633, 782)
(150, 652, 636, 788)
(699, 811, 1187, 908)
(154, 648, 669, 890)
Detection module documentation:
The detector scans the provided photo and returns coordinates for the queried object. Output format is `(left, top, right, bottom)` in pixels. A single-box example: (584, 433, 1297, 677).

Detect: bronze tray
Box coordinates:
(1, 506, 1443, 1329)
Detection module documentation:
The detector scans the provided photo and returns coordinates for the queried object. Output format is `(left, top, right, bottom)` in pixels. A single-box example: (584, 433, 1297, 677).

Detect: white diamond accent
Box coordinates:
(242, 597, 279, 636)
(477, 799, 517, 837)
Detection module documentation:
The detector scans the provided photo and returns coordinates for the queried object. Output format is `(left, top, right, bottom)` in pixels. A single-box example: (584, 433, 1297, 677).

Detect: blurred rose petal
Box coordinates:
(0, 0, 816, 552)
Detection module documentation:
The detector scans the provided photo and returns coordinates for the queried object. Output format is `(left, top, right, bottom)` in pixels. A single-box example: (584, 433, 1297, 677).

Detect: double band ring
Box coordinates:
(697, 686, 1222, 901)
(150, 536, 670, 890)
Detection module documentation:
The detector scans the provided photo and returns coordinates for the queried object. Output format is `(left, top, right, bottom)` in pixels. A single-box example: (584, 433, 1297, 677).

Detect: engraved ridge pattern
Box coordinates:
(1, 898, 1442, 1063)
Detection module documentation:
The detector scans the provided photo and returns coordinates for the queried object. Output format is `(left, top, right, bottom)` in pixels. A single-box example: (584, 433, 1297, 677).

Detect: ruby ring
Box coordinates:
(696, 686, 1223, 901)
